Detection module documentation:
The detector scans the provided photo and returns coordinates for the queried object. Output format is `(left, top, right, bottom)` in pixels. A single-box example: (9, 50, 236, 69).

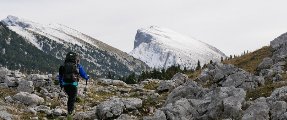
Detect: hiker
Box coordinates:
(58, 52, 89, 115)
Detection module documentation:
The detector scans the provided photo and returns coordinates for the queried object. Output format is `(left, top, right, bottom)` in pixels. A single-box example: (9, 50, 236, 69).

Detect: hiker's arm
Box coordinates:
(58, 75, 64, 86)
(58, 65, 64, 87)
(78, 64, 89, 80)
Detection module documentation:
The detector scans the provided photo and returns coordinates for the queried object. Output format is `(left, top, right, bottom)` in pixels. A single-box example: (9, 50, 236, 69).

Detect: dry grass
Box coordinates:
(84, 87, 116, 107)
(140, 91, 169, 117)
(246, 80, 287, 101)
(222, 46, 285, 100)
(143, 81, 160, 90)
(223, 46, 272, 74)
(0, 88, 17, 99)
(186, 70, 202, 80)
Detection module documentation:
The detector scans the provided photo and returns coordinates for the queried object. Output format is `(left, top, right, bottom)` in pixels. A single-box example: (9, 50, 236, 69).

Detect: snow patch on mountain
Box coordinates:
(0, 15, 150, 76)
(130, 26, 226, 69)
(1, 15, 97, 49)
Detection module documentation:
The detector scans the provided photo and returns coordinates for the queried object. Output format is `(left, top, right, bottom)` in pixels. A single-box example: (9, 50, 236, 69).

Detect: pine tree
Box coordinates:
(161, 68, 166, 79)
(196, 60, 201, 70)
(183, 67, 187, 73)
(202, 64, 207, 69)
(125, 72, 137, 84)
(107, 71, 114, 79)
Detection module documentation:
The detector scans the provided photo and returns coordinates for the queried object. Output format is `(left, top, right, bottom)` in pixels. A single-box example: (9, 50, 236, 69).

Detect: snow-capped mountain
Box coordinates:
(0, 15, 149, 77)
(130, 26, 226, 69)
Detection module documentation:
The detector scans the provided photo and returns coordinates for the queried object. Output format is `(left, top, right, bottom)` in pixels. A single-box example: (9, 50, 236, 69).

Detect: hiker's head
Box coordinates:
(65, 52, 80, 63)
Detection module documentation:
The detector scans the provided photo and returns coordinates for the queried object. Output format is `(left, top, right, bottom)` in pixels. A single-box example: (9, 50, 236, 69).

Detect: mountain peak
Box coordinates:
(134, 26, 204, 49)
(1, 15, 31, 28)
(134, 26, 177, 48)
(131, 26, 226, 69)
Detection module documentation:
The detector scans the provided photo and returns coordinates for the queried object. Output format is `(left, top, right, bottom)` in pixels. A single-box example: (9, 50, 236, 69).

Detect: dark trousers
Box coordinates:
(64, 85, 77, 114)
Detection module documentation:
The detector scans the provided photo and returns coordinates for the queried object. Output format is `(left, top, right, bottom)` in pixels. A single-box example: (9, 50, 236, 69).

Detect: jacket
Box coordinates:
(58, 64, 89, 87)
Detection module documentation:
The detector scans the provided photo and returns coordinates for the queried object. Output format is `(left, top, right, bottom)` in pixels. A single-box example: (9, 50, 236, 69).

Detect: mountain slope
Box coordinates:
(130, 26, 226, 69)
(0, 15, 149, 77)
(223, 46, 272, 74)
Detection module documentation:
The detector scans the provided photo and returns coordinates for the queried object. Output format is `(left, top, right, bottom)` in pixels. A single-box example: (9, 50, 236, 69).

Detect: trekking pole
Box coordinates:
(83, 78, 88, 111)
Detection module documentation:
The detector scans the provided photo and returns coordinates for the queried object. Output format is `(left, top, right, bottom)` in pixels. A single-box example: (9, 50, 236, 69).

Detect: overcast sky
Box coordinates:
(1, 0, 287, 56)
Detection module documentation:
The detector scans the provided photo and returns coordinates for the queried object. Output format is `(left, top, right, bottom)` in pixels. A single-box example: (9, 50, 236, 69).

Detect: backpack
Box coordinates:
(65, 52, 79, 63)
(59, 52, 80, 83)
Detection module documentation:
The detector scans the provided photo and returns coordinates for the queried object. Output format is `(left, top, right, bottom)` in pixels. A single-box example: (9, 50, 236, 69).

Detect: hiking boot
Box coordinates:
(68, 111, 74, 115)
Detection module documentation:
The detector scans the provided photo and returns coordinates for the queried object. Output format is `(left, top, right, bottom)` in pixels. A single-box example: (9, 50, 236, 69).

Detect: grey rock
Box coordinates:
(214, 72, 225, 82)
(165, 80, 208, 105)
(17, 80, 34, 93)
(279, 112, 287, 120)
(273, 74, 283, 82)
(112, 80, 128, 87)
(207, 63, 216, 70)
(27, 74, 49, 81)
(116, 114, 137, 120)
(206, 87, 246, 119)
(0, 67, 11, 83)
(4, 96, 14, 103)
(269, 86, 287, 101)
(257, 57, 273, 70)
(0, 110, 13, 120)
(254, 76, 265, 86)
(259, 69, 275, 78)
(270, 64, 284, 74)
(47, 92, 59, 99)
(157, 73, 189, 92)
(242, 97, 270, 120)
(198, 72, 212, 83)
(97, 99, 123, 119)
(171, 73, 188, 86)
(140, 80, 150, 86)
(270, 101, 287, 120)
(272, 54, 286, 64)
(40, 88, 49, 94)
(148, 92, 160, 101)
(4, 76, 17, 87)
(198, 63, 264, 90)
(157, 80, 175, 92)
(30, 117, 38, 120)
(222, 70, 263, 90)
(96, 97, 142, 119)
(27, 74, 50, 87)
(13, 70, 25, 78)
(13, 92, 44, 106)
(118, 88, 130, 94)
(222, 71, 247, 88)
(143, 110, 167, 120)
(189, 99, 210, 116)
(74, 107, 97, 120)
(0, 83, 8, 88)
(215, 63, 238, 76)
(98, 78, 113, 85)
(122, 98, 142, 110)
(27, 107, 37, 115)
(52, 108, 67, 116)
(35, 105, 51, 115)
(161, 98, 195, 120)
(270, 32, 287, 49)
